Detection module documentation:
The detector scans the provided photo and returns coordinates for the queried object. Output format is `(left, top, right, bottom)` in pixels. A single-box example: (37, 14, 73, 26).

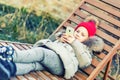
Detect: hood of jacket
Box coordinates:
(83, 36, 104, 52)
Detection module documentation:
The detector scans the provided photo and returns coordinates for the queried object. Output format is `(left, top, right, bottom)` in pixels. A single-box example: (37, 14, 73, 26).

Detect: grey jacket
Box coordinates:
(33, 39, 95, 79)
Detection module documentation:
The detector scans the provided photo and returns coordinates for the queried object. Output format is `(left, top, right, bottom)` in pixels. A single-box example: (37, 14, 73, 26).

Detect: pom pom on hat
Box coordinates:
(75, 21, 96, 37)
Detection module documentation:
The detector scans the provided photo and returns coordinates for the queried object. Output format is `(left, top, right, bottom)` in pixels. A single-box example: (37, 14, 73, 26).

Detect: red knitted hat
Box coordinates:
(75, 21, 96, 37)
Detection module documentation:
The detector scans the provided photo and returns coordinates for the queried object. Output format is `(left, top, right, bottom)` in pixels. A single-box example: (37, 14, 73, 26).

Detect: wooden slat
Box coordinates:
(36, 71, 52, 80)
(7, 43, 20, 51)
(13, 44, 25, 50)
(86, 0, 120, 18)
(101, 0, 120, 9)
(91, 58, 100, 67)
(16, 76, 27, 80)
(20, 44, 31, 50)
(99, 22, 120, 37)
(95, 52, 106, 60)
(82, 66, 94, 75)
(74, 72, 87, 80)
(29, 72, 45, 80)
(42, 71, 64, 80)
(64, 21, 76, 27)
(69, 15, 80, 24)
(24, 74, 36, 80)
(80, 4, 120, 28)
(96, 29, 118, 44)
(0, 42, 8, 46)
(26, 45, 33, 49)
(80, 57, 101, 76)
(74, 8, 87, 19)
(101, 42, 112, 52)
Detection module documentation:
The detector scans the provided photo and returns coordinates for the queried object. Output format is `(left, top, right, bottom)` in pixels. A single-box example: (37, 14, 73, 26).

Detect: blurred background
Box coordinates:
(0, 0, 80, 43)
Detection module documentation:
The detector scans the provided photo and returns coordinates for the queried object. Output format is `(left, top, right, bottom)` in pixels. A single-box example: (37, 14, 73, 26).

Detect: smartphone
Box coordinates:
(65, 27, 74, 35)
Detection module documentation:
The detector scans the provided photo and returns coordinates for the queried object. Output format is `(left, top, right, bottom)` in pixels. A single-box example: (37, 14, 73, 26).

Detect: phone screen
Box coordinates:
(66, 27, 74, 35)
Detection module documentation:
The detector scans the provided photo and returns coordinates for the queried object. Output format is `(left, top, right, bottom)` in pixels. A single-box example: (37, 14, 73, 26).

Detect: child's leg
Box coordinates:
(15, 62, 45, 75)
(13, 47, 53, 63)
(13, 47, 64, 76)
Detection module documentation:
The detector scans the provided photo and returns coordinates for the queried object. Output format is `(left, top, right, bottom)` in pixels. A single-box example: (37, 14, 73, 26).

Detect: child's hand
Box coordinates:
(59, 34, 66, 43)
(60, 34, 75, 44)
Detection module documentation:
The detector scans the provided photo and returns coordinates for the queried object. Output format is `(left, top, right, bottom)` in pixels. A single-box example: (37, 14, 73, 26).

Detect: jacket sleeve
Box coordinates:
(33, 39, 51, 47)
(49, 29, 66, 41)
(71, 39, 92, 68)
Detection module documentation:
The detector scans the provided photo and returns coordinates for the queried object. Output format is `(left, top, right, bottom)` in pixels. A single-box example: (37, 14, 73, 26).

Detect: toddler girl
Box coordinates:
(0, 16, 104, 80)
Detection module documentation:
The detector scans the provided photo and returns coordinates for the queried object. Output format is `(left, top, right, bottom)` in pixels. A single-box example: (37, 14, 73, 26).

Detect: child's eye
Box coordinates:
(81, 33, 85, 37)
(76, 30, 80, 33)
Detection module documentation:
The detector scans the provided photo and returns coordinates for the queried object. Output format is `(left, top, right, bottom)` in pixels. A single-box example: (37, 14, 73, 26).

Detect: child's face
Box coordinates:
(74, 27, 89, 42)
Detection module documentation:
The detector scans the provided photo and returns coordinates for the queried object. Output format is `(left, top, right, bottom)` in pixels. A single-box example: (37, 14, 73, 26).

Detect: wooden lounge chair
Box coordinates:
(0, 0, 120, 80)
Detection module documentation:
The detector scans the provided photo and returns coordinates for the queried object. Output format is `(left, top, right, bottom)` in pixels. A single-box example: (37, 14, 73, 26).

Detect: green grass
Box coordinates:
(0, 4, 62, 43)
